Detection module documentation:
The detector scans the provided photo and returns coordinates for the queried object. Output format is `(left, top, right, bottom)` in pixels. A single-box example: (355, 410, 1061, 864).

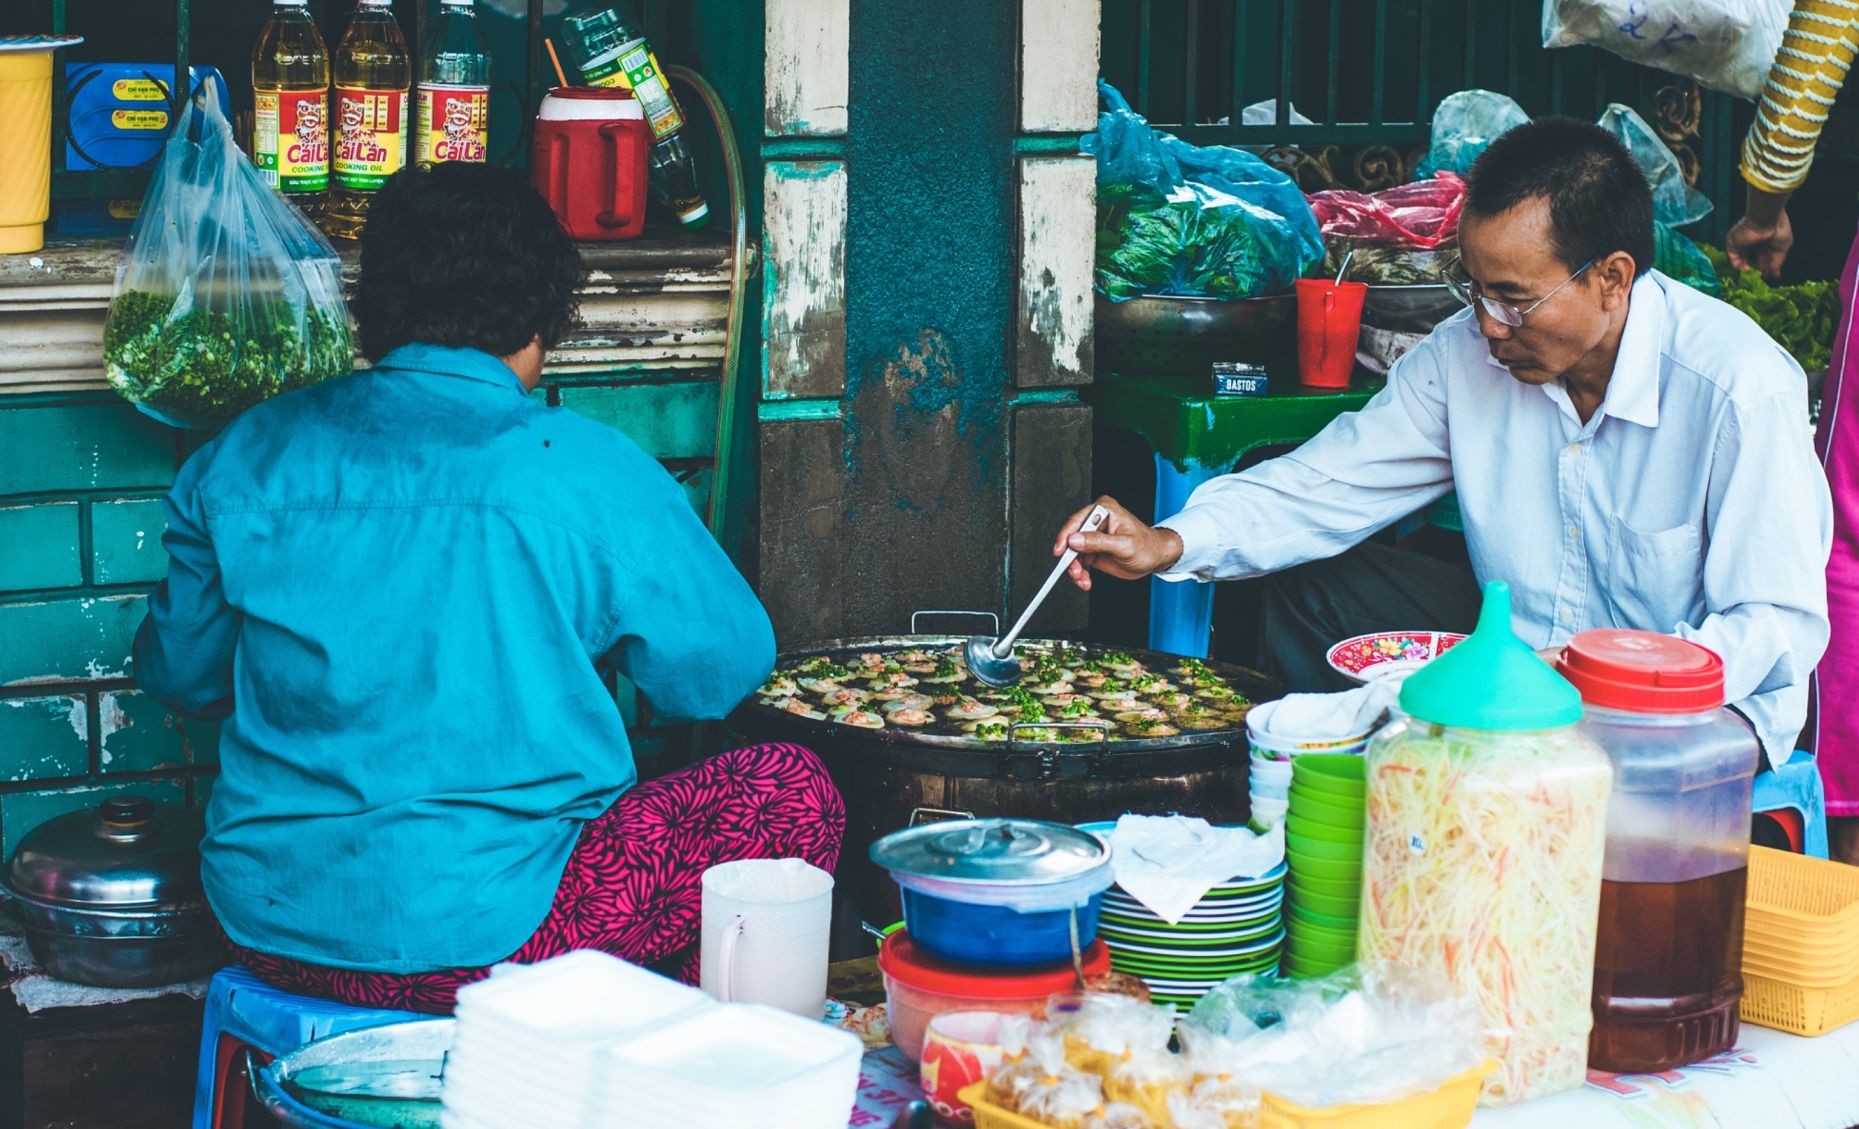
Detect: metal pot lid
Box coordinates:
(870, 818, 1109, 885)
(5, 795, 205, 910)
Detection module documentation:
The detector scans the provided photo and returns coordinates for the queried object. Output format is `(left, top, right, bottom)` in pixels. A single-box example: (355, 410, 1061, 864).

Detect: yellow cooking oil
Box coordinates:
(251, 0, 332, 220)
(326, 0, 410, 240)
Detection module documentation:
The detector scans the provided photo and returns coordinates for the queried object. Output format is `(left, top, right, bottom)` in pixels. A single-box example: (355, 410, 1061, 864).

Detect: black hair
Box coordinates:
(1464, 116, 1655, 279)
(353, 162, 584, 361)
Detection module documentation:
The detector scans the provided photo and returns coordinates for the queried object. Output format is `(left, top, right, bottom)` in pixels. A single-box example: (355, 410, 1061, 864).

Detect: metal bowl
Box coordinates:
(252, 1019, 452, 1129)
(1096, 293, 1297, 375)
(1361, 284, 1463, 334)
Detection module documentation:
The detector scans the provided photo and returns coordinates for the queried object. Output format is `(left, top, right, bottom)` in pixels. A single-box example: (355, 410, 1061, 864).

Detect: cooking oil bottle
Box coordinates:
(415, 0, 491, 166)
(252, 0, 332, 219)
(326, 0, 411, 240)
(560, 6, 709, 228)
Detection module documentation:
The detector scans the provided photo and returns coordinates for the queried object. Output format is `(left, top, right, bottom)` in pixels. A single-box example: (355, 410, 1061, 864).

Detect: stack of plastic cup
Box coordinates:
(1248, 748, 1292, 830)
(1282, 754, 1366, 977)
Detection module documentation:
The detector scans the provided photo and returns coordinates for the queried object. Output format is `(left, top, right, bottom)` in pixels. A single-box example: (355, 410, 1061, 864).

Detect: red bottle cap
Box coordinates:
(1554, 629, 1725, 715)
(878, 930, 1111, 997)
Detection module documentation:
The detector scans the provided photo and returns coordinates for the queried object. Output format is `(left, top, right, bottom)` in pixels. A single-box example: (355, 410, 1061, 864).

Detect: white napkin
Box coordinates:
(1108, 815, 1286, 925)
(1247, 681, 1402, 742)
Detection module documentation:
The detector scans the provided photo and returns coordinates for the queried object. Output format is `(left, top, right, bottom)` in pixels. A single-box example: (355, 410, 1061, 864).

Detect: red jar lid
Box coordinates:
(878, 930, 1110, 996)
(1554, 629, 1724, 714)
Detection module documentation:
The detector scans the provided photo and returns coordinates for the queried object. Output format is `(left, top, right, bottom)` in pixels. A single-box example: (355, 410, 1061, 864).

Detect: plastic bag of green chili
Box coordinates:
(103, 74, 351, 430)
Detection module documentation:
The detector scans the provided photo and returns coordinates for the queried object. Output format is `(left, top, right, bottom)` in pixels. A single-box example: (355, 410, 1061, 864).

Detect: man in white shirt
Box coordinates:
(1056, 118, 1833, 767)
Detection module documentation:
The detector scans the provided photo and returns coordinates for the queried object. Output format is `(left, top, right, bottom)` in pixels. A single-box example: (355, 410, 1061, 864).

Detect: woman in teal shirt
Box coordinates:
(133, 164, 843, 1011)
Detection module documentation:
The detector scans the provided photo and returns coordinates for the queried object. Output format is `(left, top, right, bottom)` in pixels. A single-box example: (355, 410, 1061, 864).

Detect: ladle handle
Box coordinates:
(995, 505, 1111, 657)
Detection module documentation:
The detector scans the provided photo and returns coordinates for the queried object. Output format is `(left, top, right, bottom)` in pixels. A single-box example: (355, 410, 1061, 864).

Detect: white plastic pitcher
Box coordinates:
(699, 858, 833, 1019)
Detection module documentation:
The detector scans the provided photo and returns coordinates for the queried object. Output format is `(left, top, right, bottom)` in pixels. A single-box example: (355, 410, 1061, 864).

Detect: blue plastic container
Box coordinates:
(900, 885, 1106, 967)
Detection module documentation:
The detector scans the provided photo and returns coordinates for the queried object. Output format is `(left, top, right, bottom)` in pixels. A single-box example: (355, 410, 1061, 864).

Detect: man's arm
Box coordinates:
(132, 454, 239, 720)
(599, 470, 775, 723)
(1672, 378, 1832, 762)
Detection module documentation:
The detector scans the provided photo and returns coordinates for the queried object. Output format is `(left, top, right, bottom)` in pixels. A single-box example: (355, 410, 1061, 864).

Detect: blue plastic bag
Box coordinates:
(1086, 81, 1323, 302)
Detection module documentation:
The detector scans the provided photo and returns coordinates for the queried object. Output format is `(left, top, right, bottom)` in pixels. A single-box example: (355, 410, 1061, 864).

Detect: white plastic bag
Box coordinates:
(1542, 0, 1793, 100)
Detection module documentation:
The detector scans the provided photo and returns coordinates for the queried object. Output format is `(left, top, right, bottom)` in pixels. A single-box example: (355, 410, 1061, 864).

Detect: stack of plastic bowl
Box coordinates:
(440, 950, 860, 1129)
(1283, 754, 1367, 977)
(1249, 748, 1292, 830)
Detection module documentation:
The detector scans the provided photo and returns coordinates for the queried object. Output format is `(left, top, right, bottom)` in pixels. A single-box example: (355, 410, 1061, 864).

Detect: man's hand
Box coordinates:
(1726, 210, 1794, 281)
(1053, 496, 1186, 591)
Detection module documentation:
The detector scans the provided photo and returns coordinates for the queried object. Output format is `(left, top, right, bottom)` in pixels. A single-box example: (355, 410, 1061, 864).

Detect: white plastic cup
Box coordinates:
(700, 859, 834, 1020)
(1247, 702, 1373, 763)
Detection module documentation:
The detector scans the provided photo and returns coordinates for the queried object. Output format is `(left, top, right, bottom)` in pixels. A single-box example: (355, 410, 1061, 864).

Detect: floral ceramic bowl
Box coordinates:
(1325, 630, 1467, 684)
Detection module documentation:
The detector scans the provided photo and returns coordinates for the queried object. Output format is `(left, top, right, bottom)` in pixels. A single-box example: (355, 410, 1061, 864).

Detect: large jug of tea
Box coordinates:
(1557, 630, 1760, 1074)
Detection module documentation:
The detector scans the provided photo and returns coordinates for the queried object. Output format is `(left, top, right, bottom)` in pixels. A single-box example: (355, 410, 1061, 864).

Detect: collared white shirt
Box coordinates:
(1158, 272, 1833, 762)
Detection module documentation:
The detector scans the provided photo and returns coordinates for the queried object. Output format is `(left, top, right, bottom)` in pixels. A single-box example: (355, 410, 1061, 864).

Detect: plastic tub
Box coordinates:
(878, 930, 1110, 1061)
(897, 874, 1109, 966)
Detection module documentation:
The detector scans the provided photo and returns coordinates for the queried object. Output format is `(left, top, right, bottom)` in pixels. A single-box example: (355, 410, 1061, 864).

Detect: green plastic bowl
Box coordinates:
(1286, 936, 1357, 962)
(1287, 786, 1365, 828)
(1289, 888, 1360, 918)
(1286, 831, 1365, 862)
(1288, 872, 1362, 899)
(1284, 814, 1362, 845)
(1287, 900, 1358, 929)
(1287, 852, 1365, 882)
(1292, 754, 1367, 797)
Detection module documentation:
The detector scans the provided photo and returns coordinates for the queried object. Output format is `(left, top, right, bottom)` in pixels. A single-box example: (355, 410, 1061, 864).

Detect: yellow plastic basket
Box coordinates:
(1741, 966, 1859, 1037)
(1744, 846, 1859, 945)
(1742, 942, 1859, 988)
(1255, 1060, 1494, 1129)
(961, 1060, 1495, 1129)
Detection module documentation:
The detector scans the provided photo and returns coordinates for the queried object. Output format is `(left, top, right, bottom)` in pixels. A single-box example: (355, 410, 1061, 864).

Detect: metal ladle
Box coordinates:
(965, 504, 1112, 687)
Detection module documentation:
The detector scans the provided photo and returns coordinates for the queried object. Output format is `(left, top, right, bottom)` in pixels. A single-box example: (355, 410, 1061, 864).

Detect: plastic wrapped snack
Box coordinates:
(1053, 993, 1177, 1077)
(1103, 1049, 1188, 1125)
(1179, 964, 1485, 1110)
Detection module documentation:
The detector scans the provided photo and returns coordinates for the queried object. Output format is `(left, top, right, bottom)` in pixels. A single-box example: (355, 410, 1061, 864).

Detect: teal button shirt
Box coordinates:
(132, 345, 775, 972)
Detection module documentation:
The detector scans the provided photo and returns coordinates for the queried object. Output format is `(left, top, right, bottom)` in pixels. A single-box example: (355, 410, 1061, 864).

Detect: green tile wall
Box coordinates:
(0, 379, 718, 852)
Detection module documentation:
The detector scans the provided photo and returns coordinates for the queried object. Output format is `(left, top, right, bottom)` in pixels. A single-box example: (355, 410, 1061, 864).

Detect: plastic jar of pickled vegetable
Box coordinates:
(1555, 630, 1758, 1075)
(1358, 582, 1613, 1106)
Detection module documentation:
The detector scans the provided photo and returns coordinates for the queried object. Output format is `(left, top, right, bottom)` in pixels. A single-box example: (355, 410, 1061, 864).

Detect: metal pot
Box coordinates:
(731, 634, 1281, 923)
(1, 794, 219, 987)
(251, 1019, 452, 1129)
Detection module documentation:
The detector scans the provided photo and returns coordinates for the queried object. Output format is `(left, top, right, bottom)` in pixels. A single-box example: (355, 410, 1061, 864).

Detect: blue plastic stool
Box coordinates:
(192, 965, 425, 1129)
(1754, 752, 1830, 860)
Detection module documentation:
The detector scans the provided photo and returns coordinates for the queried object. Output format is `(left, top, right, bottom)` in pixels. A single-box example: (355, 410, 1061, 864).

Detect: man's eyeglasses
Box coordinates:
(1439, 256, 1597, 327)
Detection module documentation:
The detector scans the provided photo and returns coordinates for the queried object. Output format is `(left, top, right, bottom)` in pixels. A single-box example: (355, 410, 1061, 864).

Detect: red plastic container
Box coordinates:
(530, 86, 649, 241)
(877, 929, 1110, 1061)
(1295, 279, 1368, 388)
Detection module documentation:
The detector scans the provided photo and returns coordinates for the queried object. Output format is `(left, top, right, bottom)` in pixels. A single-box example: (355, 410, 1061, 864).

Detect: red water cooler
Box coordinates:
(530, 86, 649, 241)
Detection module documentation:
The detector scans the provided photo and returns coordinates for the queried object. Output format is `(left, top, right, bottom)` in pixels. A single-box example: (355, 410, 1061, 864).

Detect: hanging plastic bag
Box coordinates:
(1542, 0, 1793, 100)
(1415, 90, 1529, 178)
(1655, 221, 1723, 294)
(1087, 81, 1324, 302)
(1598, 103, 1713, 227)
(103, 74, 352, 430)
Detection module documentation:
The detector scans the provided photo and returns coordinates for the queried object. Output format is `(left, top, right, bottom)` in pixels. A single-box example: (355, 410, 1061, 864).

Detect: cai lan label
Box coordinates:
(415, 85, 489, 164)
(335, 87, 408, 190)
(254, 88, 330, 193)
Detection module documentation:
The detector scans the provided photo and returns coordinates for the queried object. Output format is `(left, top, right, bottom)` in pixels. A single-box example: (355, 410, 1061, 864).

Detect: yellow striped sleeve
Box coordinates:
(1742, 0, 1859, 193)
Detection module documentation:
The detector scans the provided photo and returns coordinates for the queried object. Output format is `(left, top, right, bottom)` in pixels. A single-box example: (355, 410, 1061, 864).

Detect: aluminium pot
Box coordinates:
(2, 794, 219, 987)
(730, 634, 1281, 925)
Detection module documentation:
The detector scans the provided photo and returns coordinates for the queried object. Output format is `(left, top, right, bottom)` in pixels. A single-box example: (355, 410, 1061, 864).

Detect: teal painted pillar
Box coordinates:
(756, 0, 1100, 645)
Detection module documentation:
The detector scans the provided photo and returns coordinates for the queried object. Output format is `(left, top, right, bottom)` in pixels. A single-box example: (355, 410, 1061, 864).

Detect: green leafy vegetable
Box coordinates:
(1701, 245, 1839, 373)
(103, 289, 353, 430)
